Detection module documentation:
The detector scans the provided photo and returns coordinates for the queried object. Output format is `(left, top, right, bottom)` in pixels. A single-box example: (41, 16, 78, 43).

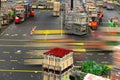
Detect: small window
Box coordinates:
(50, 56, 54, 61)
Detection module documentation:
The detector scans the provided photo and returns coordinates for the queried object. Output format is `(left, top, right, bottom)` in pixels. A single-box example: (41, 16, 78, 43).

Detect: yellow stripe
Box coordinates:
(69, 43, 84, 46)
(26, 52, 33, 54)
(0, 69, 42, 73)
(33, 30, 66, 34)
(0, 39, 31, 41)
(0, 39, 73, 42)
(4, 34, 9, 36)
(3, 51, 10, 54)
(74, 66, 81, 68)
(22, 34, 27, 36)
(0, 60, 5, 62)
(10, 60, 18, 62)
(98, 53, 105, 55)
(73, 49, 86, 52)
(24, 60, 31, 63)
(106, 65, 113, 69)
(14, 34, 18, 36)
(86, 53, 93, 56)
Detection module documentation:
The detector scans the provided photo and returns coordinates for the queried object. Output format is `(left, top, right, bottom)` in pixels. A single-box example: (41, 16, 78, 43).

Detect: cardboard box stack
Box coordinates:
(53, 2, 60, 16)
(43, 48, 73, 80)
(46, 0, 54, 9)
(96, 1, 103, 7)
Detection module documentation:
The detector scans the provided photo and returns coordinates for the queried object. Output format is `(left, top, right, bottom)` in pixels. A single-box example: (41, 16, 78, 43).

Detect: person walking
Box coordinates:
(98, 11, 103, 25)
(109, 18, 115, 27)
(109, 18, 117, 35)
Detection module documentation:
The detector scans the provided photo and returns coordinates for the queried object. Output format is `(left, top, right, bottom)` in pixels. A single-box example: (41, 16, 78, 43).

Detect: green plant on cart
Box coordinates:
(81, 61, 110, 76)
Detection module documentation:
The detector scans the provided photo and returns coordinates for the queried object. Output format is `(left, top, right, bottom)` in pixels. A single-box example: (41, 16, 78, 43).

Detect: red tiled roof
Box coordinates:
(43, 48, 72, 58)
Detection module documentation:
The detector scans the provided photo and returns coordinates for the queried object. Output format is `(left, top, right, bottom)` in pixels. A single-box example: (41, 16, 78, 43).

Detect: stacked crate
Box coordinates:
(43, 48, 73, 80)
(31, 0, 37, 9)
(46, 0, 54, 9)
(96, 1, 103, 7)
(53, 2, 60, 16)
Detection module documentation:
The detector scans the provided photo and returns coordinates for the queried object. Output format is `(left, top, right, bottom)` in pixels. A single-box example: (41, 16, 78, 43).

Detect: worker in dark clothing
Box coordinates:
(98, 11, 103, 25)
(69, 75, 75, 80)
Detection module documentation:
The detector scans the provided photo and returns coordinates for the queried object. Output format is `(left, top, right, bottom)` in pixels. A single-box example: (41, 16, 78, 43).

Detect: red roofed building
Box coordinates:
(43, 48, 74, 80)
(43, 48, 72, 58)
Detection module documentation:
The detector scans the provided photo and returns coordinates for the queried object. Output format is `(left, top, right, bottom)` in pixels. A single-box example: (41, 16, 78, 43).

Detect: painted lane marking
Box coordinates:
(14, 34, 18, 36)
(4, 34, 9, 36)
(3, 51, 10, 54)
(23, 34, 27, 36)
(10, 60, 18, 62)
(69, 43, 84, 46)
(0, 60, 5, 62)
(0, 69, 42, 73)
(33, 30, 65, 35)
(26, 52, 33, 54)
(98, 53, 105, 55)
(86, 53, 93, 56)
(73, 49, 86, 52)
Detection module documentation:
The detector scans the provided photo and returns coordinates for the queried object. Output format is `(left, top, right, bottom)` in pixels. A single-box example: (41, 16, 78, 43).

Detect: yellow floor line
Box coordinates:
(86, 53, 93, 56)
(98, 53, 105, 55)
(33, 30, 65, 34)
(3, 51, 10, 54)
(73, 49, 86, 52)
(26, 52, 33, 54)
(14, 34, 18, 36)
(69, 43, 84, 46)
(74, 66, 81, 68)
(22, 34, 27, 36)
(0, 69, 42, 73)
(4, 34, 9, 36)
(0, 60, 5, 62)
(10, 60, 18, 62)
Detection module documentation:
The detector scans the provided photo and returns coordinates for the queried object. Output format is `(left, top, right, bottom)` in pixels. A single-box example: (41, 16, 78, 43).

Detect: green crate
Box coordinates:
(106, 41, 120, 46)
